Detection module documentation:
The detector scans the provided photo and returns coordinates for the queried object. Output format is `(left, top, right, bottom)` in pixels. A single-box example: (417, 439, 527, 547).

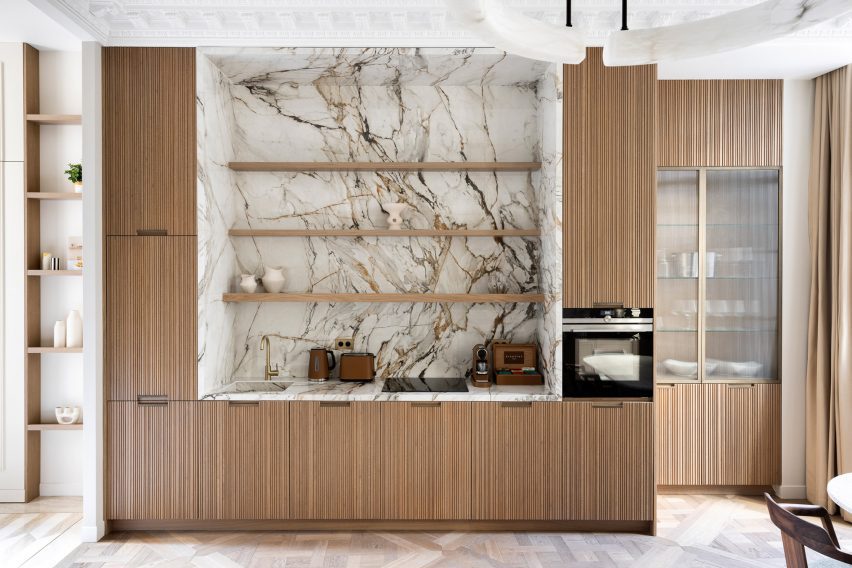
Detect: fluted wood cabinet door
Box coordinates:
(103, 47, 196, 236)
(471, 402, 562, 520)
(106, 237, 197, 400)
(107, 401, 200, 520)
(563, 48, 656, 308)
(718, 383, 781, 486)
(655, 384, 720, 486)
(381, 402, 471, 520)
(290, 402, 382, 519)
(199, 402, 289, 519)
(565, 401, 654, 520)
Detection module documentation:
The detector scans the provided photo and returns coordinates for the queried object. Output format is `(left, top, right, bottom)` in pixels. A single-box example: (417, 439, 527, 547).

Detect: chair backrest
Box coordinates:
(765, 493, 852, 567)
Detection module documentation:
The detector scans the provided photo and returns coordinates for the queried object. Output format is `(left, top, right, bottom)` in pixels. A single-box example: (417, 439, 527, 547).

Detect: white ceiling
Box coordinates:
(0, 0, 83, 51)
(7, 0, 852, 78)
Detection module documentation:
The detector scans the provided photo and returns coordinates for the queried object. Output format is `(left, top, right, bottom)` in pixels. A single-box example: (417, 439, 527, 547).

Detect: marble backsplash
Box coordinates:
(197, 48, 562, 396)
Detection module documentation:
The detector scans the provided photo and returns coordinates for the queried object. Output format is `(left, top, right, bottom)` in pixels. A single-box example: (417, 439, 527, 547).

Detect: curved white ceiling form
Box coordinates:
(446, 0, 586, 64)
(603, 0, 852, 66)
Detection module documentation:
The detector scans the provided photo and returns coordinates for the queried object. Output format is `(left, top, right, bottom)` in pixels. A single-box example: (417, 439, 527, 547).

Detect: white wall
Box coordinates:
(776, 79, 815, 500)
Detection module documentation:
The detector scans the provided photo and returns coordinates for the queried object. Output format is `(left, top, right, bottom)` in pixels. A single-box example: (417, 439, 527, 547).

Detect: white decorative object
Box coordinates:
(53, 321, 66, 348)
(66, 310, 83, 348)
(261, 266, 285, 293)
(239, 274, 258, 294)
(603, 0, 852, 66)
(448, 0, 586, 64)
(384, 203, 408, 230)
(55, 406, 81, 425)
(73, 182, 83, 194)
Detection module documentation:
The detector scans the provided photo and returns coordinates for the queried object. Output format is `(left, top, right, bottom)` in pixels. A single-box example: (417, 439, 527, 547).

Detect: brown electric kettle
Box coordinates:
(308, 348, 336, 381)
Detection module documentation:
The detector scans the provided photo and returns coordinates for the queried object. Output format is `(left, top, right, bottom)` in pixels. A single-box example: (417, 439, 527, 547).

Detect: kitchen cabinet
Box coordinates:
(471, 402, 562, 520)
(718, 383, 781, 485)
(655, 384, 719, 486)
(382, 402, 471, 520)
(107, 401, 201, 520)
(563, 48, 656, 309)
(103, 47, 196, 236)
(564, 401, 654, 521)
(290, 401, 382, 519)
(200, 401, 289, 520)
(106, 237, 197, 401)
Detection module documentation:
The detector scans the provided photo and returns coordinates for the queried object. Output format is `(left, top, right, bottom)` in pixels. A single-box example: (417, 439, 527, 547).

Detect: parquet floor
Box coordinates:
(0, 496, 82, 568)
(34, 494, 852, 567)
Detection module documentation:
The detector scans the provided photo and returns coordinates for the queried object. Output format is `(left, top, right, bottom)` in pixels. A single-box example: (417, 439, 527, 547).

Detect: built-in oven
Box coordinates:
(562, 308, 654, 398)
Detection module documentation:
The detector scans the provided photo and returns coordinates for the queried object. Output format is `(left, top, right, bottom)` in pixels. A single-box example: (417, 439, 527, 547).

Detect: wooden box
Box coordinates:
(492, 343, 543, 386)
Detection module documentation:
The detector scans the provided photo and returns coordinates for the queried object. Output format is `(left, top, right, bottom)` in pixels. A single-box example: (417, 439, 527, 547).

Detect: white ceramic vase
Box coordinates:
(73, 182, 83, 194)
(66, 310, 83, 348)
(55, 406, 80, 425)
(261, 266, 285, 294)
(239, 274, 258, 294)
(53, 321, 66, 348)
(384, 203, 408, 230)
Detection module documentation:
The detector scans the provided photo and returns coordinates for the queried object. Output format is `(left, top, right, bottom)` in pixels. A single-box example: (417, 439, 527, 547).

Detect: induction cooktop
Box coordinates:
(381, 377, 469, 393)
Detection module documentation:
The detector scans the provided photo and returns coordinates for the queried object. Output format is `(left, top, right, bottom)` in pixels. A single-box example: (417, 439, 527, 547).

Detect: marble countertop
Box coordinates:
(202, 377, 560, 402)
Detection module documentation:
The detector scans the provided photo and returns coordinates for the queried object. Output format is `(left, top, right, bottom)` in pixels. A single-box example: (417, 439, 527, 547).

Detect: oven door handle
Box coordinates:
(562, 324, 653, 333)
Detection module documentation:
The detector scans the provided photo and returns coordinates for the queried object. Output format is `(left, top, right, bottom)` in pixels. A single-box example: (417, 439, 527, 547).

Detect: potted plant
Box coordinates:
(65, 163, 82, 193)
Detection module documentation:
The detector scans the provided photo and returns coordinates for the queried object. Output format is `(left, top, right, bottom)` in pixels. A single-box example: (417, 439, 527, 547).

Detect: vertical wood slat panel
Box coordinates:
(103, 47, 196, 236)
(719, 383, 781, 485)
(381, 403, 471, 520)
(107, 401, 200, 520)
(565, 402, 654, 520)
(471, 402, 563, 520)
(199, 402, 289, 520)
(657, 80, 782, 167)
(106, 237, 197, 400)
(563, 48, 656, 308)
(290, 402, 382, 520)
(655, 384, 720, 485)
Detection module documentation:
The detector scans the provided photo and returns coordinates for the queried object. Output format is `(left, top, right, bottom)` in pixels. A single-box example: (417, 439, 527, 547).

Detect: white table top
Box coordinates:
(827, 473, 852, 512)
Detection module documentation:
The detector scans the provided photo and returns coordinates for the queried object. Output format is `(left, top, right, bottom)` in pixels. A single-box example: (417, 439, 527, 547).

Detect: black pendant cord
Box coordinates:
(566, 0, 572, 27)
(621, 0, 629, 30)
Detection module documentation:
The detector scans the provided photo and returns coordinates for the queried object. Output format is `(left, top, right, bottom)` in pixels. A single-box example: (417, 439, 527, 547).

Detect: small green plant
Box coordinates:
(65, 163, 82, 184)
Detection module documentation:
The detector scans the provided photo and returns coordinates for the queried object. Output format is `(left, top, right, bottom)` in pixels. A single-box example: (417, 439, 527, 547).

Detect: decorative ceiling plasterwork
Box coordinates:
(42, 0, 852, 46)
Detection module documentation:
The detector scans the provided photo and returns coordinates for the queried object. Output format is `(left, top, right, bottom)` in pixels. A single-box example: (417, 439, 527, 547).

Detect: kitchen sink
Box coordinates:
(214, 380, 292, 394)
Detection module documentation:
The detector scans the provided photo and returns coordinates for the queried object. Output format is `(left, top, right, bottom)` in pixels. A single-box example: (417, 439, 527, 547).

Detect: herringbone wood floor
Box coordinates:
(38, 495, 852, 567)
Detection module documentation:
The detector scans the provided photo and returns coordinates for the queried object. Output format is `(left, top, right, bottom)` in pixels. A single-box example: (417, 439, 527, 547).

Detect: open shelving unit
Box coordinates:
(229, 228, 541, 238)
(228, 161, 541, 172)
(223, 292, 545, 303)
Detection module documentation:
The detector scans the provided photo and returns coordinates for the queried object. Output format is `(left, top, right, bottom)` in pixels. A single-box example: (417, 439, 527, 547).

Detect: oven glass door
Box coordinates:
(563, 329, 653, 398)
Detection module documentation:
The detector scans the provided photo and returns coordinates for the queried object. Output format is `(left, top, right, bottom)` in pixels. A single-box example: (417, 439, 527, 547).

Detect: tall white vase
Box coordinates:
(66, 310, 83, 348)
(53, 321, 66, 348)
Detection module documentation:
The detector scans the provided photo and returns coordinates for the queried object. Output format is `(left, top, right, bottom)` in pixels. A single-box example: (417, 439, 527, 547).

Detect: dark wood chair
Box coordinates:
(765, 493, 852, 567)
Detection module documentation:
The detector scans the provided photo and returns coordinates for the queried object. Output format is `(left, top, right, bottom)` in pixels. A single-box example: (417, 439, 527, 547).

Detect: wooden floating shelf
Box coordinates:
(228, 161, 541, 172)
(26, 114, 81, 125)
(229, 228, 541, 238)
(26, 192, 82, 200)
(27, 270, 82, 276)
(223, 293, 545, 304)
(27, 347, 83, 354)
(27, 424, 83, 431)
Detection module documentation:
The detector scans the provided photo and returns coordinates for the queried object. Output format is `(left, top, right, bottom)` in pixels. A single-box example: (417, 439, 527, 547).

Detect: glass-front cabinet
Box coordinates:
(655, 168, 780, 383)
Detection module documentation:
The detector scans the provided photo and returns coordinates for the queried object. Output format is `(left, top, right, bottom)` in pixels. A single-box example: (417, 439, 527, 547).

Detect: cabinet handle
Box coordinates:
(593, 302, 624, 309)
(500, 401, 532, 408)
(657, 384, 676, 389)
(591, 402, 624, 409)
(228, 400, 259, 407)
(136, 229, 168, 236)
(319, 401, 350, 408)
(137, 395, 168, 406)
(727, 384, 755, 389)
(412, 402, 441, 408)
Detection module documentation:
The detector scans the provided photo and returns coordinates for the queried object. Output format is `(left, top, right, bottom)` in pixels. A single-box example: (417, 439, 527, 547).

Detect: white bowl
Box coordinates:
(730, 361, 762, 377)
(663, 359, 698, 378)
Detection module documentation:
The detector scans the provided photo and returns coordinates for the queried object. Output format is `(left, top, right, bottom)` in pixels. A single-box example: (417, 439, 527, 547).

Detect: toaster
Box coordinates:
(338, 352, 376, 382)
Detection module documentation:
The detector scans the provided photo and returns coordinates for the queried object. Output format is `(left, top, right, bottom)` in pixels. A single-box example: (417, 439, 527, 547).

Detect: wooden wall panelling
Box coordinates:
(103, 48, 196, 236)
(471, 402, 563, 520)
(200, 402, 289, 520)
(565, 401, 654, 521)
(381, 402, 471, 520)
(105, 237, 197, 400)
(107, 401, 200, 520)
(290, 402, 382, 520)
(656, 81, 713, 168)
(563, 48, 656, 308)
(718, 383, 781, 485)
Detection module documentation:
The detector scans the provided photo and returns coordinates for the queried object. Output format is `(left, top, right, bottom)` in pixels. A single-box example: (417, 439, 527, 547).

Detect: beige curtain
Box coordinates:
(807, 64, 852, 519)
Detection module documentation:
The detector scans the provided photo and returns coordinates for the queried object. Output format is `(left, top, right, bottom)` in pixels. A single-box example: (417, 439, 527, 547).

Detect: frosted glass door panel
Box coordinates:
(705, 170, 779, 381)
(656, 170, 699, 381)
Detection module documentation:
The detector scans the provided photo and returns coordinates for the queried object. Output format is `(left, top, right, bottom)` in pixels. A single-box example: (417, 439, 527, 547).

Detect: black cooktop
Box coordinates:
(382, 377, 469, 393)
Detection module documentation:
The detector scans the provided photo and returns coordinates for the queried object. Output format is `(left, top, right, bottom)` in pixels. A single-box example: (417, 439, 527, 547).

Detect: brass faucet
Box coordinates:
(260, 335, 279, 381)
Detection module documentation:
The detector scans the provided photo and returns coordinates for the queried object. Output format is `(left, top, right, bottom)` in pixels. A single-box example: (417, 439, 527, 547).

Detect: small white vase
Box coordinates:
(261, 266, 285, 294)
(53, 321, 66, 348)
(55, 406, 80, 425)
(384, 203, 408, 230)
(73, 182, 83, 194)
(239, 274, 258, 294)
(66, 310, 83, 348)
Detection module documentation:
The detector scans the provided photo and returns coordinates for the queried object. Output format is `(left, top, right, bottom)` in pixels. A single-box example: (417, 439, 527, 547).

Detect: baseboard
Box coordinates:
(110, 519, 655, 534)
(658, 485, 774, 496)
(80, 521, 106, 543)
(773, 484, 807, 500)
(0, 489, 26, 502)
(39, 483, 83, 497)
